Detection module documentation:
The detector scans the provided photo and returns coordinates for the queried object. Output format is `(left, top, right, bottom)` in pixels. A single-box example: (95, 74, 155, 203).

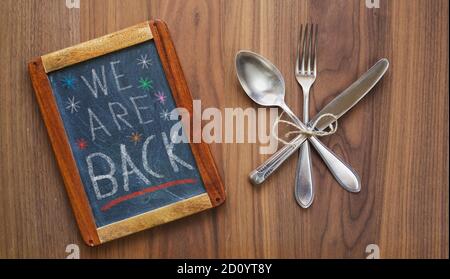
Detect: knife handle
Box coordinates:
(249, 134, 307, 184)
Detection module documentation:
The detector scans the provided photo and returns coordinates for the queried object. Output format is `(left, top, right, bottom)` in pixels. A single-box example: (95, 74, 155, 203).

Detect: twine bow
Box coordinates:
(272, 112, 339, 145)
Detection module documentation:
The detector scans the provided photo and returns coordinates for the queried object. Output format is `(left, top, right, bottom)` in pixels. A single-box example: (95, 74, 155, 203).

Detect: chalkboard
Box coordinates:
(28, 20, 225, 246)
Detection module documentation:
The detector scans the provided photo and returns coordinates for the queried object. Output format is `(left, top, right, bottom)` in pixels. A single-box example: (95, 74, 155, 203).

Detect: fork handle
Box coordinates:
(295, 140, 314, 207)
(296, 87, 314, 208)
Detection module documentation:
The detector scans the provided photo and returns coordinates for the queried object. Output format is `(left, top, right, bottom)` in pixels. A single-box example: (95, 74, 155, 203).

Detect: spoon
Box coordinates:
(235, 50, 360, 193)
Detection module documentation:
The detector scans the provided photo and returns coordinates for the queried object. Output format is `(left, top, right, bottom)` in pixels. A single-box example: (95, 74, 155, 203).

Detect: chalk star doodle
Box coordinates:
(137, 54, 152, 69)
(61, 75, 77, 89)
(138, 77, 153, 91)
(65, 96, 81, 113)
(160, 109, 172, 121)
(76, 138, 88, 150)
(129, 132, 142, 145)
(154, 91, 167, 104)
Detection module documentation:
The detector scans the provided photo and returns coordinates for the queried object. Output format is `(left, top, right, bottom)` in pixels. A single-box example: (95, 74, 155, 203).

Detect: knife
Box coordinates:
(249, 58, 389, 185)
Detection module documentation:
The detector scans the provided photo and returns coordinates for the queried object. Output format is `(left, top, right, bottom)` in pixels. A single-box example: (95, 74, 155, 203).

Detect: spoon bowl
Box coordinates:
(235, 50, 286, 107)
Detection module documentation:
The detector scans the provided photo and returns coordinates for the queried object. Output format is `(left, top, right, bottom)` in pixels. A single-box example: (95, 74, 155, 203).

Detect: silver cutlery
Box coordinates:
(235, 51, 360, 193)
(247, 58, 389, 185)
(295, 23, 318, 208)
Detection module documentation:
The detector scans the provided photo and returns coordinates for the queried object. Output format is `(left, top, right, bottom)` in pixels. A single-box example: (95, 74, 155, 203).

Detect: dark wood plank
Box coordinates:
(0, 0, 82, 258)
(0, 0, 447, 258)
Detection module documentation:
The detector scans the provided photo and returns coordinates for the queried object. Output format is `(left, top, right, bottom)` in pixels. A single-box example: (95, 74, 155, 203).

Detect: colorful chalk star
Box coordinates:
(129, 132, 142, 145)
(65, 96, 81, 114)
(138, 77, 153, 91)
(61, 75, 77, 89)
(76, 138, 88, 150)
(160, 109, 171, 121)
(137, 54, 152, 69)
(154, 91, 167, 104)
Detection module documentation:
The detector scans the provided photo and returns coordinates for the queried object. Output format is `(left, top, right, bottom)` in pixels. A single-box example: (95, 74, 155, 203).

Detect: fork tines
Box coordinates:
(297, 24, 318, 75)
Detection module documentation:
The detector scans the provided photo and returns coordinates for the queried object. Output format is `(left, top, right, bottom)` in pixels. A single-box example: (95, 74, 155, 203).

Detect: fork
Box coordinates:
(294, 24, 360, 208)
(294, 24, 317, 208)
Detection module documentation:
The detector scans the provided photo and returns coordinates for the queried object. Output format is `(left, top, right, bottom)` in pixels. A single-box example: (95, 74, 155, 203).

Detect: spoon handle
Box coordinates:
(249, 134, 307, 184)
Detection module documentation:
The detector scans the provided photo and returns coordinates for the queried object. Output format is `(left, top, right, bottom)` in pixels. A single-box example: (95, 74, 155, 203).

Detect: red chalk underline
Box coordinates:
(100, 178, 197, 212)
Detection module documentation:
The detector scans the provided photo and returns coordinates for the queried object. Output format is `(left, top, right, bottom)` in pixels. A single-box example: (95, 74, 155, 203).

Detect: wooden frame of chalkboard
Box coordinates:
(28, 20, 225, 246)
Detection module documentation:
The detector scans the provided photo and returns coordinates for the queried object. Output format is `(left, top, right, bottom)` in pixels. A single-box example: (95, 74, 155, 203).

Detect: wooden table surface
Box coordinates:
(0, 0, 448, 259)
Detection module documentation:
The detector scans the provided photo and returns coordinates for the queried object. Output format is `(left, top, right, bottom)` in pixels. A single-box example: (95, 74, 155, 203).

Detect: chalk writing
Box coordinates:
(48, 41, 206, 227)
(80, 66, 109, 98)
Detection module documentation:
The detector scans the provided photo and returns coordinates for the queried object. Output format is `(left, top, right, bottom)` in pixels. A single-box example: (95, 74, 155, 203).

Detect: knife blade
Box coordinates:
(249, 58, 390, 185)
(311, 58, 390, 130)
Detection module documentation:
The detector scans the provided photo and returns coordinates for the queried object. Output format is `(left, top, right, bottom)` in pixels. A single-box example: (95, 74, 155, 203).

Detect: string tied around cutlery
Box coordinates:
(272, 112, 339, 145)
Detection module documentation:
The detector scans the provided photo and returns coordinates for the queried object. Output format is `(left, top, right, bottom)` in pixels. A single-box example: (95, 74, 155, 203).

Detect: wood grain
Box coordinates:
(28, 58, 100, 246)
(97, 193, 212, 243)
(42, 21, 153, 73)
(0, 0, 448, 258)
